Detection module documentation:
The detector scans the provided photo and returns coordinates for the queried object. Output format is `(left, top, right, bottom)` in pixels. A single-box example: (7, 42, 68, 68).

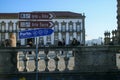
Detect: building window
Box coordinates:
(8, 21, 13, 32)
(77, 33, 81, 42)
(1, 33, 5, 41)
(54, 33, 58, 40)
(69, 25, 73, 32)
(62, 33, 66, 39)
(1, 21, 6, 32)
(69, 33, 73, 43)
(16, 22, 19, 31)
(54, 21, 59, 32)
(15, 22, 19, 40)
(54, 33, 58, 45)
(68, 21, 73, 32)
(39, 37, 44, 45)
(46, 36, 51, 45)
(76, 21, 81, 32)
(54, 25, 58, 32)
(47, 36, 51, 41)
(61, 21, 66, 32)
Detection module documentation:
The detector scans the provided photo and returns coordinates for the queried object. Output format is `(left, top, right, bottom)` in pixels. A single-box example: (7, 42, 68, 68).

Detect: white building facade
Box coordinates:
(0, 11, 85, 46)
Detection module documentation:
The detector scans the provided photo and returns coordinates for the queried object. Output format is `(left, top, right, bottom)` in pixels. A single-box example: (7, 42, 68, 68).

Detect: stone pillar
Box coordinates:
(10, 33, 16, 47)
(104, 31, 111, 45)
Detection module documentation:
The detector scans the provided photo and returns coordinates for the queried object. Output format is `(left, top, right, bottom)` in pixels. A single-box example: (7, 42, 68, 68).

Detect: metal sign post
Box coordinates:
(35, 37, 38, 80)
(19, 29, 54, 80)
(19, 12, 55, 80)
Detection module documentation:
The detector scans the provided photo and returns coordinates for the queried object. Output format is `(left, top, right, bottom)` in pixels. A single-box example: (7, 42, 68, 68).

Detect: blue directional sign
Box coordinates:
(19, 28, 54, 39)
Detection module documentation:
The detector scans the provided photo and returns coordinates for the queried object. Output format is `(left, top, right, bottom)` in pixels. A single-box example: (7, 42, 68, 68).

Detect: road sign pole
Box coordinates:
(35, 37, 38, 80)
(19, 12, 55, 80)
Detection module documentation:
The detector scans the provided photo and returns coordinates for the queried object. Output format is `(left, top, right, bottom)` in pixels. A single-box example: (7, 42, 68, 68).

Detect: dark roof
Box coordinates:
(51, 11, 84, 19)
(0, 13, 18, 19)
(0, 11, 85, 19)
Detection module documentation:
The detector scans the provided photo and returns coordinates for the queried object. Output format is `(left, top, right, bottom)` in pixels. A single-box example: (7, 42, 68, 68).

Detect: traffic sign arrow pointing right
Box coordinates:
(49, 13, 55, 19)
(19, 21, 54, 28)
(19, 12, 55, 19)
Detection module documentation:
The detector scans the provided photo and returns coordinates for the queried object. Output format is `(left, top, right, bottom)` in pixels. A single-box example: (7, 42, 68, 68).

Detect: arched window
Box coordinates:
(54, 21, 59, 32)
(15, 22, 19, 40)
(76, 21, 81, 32)
(8, 21, 13, 32)
(61, 21, 66, 32)
(68, 21, 73, 32)
(1, 21, 6, 32)
(16, 22, 19, 31)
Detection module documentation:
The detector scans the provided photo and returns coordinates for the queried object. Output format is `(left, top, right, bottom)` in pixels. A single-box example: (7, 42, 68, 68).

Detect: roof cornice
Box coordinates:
(0, 11, 85, 19)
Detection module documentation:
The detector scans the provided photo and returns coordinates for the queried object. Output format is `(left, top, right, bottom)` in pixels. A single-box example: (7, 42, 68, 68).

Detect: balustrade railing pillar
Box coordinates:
(17, 48, 76, 72)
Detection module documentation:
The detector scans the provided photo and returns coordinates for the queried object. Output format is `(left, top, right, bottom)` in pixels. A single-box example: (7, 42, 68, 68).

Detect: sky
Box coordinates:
(0, 0, 117, 40)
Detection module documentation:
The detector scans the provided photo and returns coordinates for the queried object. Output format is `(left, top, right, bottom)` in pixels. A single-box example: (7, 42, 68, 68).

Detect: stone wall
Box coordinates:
(75, 46, 117, 72)
(0, 46, 119, 73)
(0, 50, 17, 73)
